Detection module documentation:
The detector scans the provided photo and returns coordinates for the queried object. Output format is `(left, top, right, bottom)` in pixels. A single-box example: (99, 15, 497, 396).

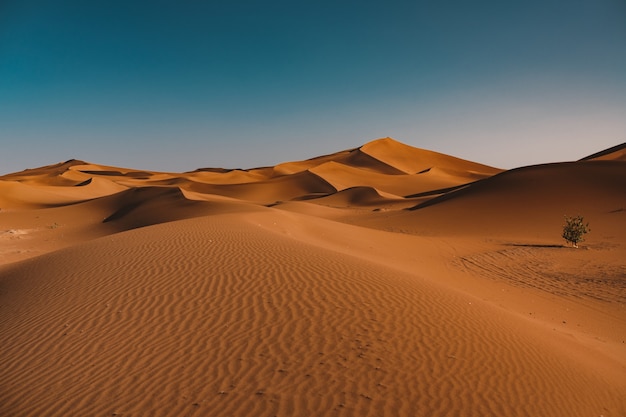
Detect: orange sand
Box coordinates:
(1, 138, 625, 416)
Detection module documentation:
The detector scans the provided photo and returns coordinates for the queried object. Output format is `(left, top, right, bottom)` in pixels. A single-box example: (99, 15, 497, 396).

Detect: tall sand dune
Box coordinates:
(360, 137, 502, 176)
(272, 146, 405, 176)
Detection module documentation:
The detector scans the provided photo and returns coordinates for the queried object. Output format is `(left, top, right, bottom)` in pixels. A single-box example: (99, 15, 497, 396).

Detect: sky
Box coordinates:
(1, 0, 625, 174)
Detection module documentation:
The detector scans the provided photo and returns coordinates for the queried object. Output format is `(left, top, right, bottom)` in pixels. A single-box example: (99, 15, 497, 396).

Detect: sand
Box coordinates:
(1, 138, 624, 416)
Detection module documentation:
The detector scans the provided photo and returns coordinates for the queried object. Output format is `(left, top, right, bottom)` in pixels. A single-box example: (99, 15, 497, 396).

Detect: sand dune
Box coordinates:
(187, 169, 270, 185)
(2, 213, 624, 416)
(272, 145, 406, 176)
(363, 160, 626, 239)
(580, 142, 626, 161)
(360, 137, 502, 176)
(0, 138, 498, 209)
(1, 138, 624, 416)
(1, 159, 90, 182)
(309, 186, 405, 208)
(0, 176, 128, 209)
(308, 161, 463, 197)
(182, 170, 337, 205)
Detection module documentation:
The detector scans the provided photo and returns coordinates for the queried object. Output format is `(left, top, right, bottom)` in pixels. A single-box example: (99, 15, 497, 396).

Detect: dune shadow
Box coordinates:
(404, 183, 473, 200)
(74, 178, 93, 187)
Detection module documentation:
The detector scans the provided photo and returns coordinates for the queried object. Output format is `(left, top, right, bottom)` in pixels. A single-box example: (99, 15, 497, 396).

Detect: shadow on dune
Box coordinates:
(403, 182, 475, 199)
(101, 187, 213, 230)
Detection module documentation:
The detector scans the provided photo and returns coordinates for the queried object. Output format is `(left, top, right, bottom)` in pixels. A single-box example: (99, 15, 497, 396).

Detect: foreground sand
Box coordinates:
(1, 138, 625, 416)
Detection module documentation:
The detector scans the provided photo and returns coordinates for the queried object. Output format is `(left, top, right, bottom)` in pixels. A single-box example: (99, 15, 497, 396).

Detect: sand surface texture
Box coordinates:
(1, 138, 625, 416)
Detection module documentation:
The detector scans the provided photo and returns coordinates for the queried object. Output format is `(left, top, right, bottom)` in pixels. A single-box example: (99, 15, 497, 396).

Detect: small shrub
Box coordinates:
(562, 215, 590, 248)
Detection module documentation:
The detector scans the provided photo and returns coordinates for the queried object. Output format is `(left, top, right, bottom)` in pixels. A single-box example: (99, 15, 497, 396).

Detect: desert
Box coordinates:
(1, 137, 625, 416)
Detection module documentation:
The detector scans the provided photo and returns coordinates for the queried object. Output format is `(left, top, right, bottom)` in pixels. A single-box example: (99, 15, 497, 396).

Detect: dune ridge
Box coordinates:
(0, 138, 500, 212)
(579, 142, 626, 161)
(1, 138, 624, 416)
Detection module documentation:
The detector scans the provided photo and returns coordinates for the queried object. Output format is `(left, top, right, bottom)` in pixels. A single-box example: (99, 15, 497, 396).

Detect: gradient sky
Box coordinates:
(1, 0, 625, 174)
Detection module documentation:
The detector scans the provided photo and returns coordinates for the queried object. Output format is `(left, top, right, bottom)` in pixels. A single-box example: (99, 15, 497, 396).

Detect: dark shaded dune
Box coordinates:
(580, 142, 626, 161)
(135, 177, 188, 186)
(79, 170, 124, 176)
(188, 167, 238, 173)
(410, 160, 625, 210)
(377, 160, 626, 238)
(99, 187, 217, 231)
(308, 186, 399, 207)
(182, 170, 337, 204)
(404, 183, 473, 198)
(188, 166, 276, 177)
(78, 170, 153, 179)
(74, 178, 93, 187)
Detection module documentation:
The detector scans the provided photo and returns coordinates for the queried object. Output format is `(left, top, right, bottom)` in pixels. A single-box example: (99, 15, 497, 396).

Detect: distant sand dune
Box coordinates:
(183, 170, 338, 205)
(0, 177, 128, 209)
(187, 169, 271, 185)
(309, 186, 405, 208)
(360, 137, 501, 176)
(1, 159, 89, 180)
(1, 138, 624, 416)
(272, 146, 406, 176)
(308, 161, 462, 196)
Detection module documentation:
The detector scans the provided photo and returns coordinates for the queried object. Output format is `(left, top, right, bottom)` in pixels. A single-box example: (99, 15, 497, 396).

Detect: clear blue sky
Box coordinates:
(2, 0, 625, 174)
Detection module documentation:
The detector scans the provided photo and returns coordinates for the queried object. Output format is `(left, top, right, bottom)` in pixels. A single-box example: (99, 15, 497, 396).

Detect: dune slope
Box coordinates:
(1, 212, 624, 417)
(358, 160, 626, 239)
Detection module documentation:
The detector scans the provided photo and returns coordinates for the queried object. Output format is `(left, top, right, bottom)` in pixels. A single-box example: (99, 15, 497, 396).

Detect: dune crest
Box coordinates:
(0, 138, 501, 210)
(360, 137, 502, 176)
(579, 142, 626, 161)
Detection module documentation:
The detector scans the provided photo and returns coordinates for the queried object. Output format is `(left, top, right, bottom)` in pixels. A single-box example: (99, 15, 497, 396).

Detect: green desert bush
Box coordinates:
(562, 215, 590, 248)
